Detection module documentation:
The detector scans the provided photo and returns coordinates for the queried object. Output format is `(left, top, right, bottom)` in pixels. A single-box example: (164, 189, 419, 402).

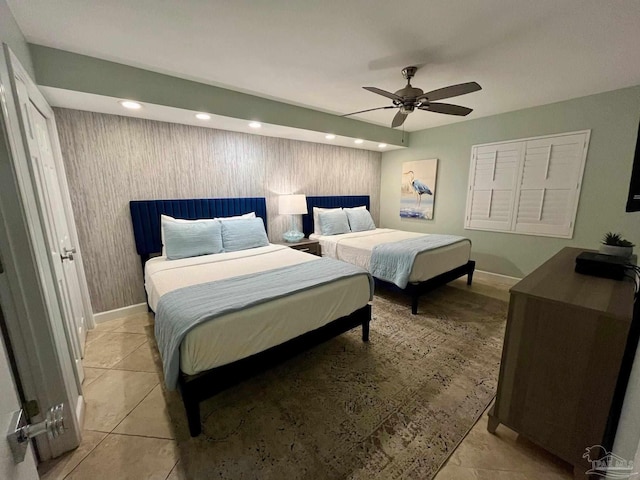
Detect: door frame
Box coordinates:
(0, 44, 82, 460)
(0, 301, 39, 479)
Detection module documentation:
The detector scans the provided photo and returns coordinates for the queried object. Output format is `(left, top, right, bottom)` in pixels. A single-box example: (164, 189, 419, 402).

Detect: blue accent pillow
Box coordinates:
(318, 209, 351, 236)
(163, 220, 223, 260)
(221, 218, 269, 252)
(345, 208, 376, 232)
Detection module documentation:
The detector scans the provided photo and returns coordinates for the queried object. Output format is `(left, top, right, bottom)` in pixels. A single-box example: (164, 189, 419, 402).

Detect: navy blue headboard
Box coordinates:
(130, 197, 267, 257)
(302, 195, 370, 236)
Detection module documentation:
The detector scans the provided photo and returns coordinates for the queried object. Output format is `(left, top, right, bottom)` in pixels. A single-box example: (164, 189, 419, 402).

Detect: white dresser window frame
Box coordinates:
(464, 130, 590, 239)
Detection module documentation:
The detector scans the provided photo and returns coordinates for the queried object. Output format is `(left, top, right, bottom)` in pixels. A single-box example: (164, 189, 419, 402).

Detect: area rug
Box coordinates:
(164, 286, 507, 479)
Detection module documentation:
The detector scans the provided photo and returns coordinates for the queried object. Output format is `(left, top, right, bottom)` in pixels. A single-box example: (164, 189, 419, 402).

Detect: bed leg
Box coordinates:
(362, 319, 370, 342)
(467, 260, 476, 286)
(411, 295, 419, 315)
(184, 396, 202, 437)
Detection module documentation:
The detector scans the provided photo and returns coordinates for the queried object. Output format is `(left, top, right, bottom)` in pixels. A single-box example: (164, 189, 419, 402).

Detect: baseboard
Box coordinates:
(474, 270, 521, 287)
(93, 302, 147, 324)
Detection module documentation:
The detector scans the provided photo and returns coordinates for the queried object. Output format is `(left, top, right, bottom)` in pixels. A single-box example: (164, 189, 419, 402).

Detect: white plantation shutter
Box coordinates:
(514, 133, 588, 237)
(465, 131, 589, 238)
(467, 142, 522, 231)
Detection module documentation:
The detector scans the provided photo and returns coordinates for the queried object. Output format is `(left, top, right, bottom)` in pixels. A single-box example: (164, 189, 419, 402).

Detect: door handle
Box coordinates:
(60, 247, 77, 261)
(7, 404, 66, 463)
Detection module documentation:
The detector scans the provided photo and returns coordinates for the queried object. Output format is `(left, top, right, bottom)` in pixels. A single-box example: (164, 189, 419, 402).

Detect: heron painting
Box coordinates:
(400, 159, 438, 219)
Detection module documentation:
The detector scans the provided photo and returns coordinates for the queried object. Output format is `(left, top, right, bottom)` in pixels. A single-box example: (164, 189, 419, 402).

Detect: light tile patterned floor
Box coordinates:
(38, 277, 572, 480)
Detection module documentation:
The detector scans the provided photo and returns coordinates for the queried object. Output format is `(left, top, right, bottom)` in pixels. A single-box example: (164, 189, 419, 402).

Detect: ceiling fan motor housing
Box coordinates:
(401, 66, 418, 80)
(394, 85, 424, 98)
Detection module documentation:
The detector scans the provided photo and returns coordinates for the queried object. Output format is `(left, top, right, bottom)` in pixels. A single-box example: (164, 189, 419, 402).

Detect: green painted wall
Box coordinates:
(381, 86, 640, 278)
(29, 45, 405, 147)
(0, 0, 34, 77)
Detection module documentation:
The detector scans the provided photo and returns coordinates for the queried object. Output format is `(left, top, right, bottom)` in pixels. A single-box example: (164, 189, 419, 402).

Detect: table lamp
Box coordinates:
(279, 194, 307, 242)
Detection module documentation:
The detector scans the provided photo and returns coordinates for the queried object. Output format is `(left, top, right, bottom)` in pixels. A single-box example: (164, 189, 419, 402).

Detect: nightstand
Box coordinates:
(277, 238, 321, 256)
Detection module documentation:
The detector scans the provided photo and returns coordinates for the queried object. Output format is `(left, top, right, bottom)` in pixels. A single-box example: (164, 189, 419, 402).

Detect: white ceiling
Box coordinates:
(9, 0, 640, 132)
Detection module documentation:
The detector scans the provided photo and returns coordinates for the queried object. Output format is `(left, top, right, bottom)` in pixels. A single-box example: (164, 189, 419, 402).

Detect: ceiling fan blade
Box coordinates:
(391, 111, 408, 128)
(363, 86, 403, 101)
(420, 102, 473, 116)
(341, 106, 396, 117)
(417, 82, 481, 102)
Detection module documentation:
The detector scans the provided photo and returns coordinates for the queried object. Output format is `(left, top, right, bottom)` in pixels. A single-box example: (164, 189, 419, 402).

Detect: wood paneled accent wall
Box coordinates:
(54, 109, 381, 313)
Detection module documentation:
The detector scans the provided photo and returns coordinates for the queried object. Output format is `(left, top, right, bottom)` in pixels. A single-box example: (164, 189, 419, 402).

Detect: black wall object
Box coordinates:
(627, 120, 640, 212)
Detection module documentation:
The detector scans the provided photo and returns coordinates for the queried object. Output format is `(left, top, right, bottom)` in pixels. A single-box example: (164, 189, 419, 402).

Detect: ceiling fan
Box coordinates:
(343, 66, 481, 128)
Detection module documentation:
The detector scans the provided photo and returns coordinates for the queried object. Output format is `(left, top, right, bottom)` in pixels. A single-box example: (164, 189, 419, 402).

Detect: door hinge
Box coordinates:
(23, 400, 39, 419)
(0, 254, 3, 274)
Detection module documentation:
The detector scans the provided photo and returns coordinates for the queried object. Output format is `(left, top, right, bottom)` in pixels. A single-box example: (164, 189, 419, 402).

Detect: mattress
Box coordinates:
(310, 228, 471, 284)
(145, 244, 371, 376)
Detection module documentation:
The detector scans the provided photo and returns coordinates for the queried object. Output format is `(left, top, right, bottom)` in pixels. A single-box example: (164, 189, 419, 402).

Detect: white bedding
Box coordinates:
(145, 244, 371, 375)
(310, 228, 471, 284)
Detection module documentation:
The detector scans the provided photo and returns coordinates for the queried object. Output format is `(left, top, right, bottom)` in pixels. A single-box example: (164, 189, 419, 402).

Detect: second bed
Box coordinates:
(303, 195, 475, 314)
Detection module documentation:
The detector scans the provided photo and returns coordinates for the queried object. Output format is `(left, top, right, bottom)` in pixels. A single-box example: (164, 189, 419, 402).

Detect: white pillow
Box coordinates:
(214, 212, 256, 222)
(313, 207, 342, 235)
(343, 205, 367, 212)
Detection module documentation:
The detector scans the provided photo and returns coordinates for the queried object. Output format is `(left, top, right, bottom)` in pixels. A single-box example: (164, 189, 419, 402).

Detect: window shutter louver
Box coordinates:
(465, 131, 589, 239)
(466, 142, 522, 231)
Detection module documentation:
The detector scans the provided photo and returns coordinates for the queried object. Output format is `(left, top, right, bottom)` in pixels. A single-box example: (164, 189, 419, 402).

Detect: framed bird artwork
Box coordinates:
(400, 159, 438, 220)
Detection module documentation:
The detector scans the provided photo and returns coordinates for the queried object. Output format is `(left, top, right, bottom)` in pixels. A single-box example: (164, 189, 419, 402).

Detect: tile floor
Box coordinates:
(38, 277, 572, 480)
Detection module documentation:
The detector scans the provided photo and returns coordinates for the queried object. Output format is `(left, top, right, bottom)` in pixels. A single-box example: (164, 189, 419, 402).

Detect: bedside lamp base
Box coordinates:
(283, 230, 304, 243)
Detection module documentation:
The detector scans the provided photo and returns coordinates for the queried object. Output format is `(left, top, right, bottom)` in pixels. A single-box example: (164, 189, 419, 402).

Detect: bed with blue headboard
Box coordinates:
(129, 197, 372, 437)
(130, 197, 268, 268)
(303, 195, 475, 314)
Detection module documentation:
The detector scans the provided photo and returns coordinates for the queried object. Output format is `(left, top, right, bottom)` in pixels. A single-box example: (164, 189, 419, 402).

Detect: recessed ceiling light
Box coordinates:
(119, 100, 142, 110)
(354, 139, 364, 144)
(378, 143, 387, 148)
(325, 134, 336, 140)
(195, 113, 211, 120)
(248, 122, 262, 129)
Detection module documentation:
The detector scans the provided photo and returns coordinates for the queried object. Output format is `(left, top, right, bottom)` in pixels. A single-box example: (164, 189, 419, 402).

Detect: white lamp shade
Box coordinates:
(278, 194, 308, 215)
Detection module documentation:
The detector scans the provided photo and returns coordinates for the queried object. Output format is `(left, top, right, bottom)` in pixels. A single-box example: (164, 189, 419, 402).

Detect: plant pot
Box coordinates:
(599, 244, 633, 258)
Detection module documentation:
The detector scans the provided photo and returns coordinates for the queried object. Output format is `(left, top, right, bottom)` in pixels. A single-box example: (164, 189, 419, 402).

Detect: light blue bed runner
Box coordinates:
(155, 258, 373, 389)
(370, 235, 468, 289)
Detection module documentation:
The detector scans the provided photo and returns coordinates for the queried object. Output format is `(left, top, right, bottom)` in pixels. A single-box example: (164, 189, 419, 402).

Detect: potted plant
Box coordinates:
(600, 232, 635, 258)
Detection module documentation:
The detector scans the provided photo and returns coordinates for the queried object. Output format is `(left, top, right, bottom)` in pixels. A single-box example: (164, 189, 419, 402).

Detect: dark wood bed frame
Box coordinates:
(302, 195, 475, 315)
(129, 197, 371, 436)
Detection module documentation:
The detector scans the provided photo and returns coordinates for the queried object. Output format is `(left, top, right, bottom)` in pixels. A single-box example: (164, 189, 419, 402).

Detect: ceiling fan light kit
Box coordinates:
(343, 66, 482, 128)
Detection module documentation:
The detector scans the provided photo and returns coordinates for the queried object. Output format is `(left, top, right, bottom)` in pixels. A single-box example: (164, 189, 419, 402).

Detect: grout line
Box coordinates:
(165, 460, 181, 480)
(433, 394, 497, 477)
(81, 367, 109, 388)
(110, 381, 161, 434)
(106, 431, 175, 441)
(108, 339, 150, 370)
(61, 431, 110, 480)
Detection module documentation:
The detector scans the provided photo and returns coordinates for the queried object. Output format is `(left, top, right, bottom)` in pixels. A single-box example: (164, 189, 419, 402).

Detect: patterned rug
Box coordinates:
(164, 286, 507, 479)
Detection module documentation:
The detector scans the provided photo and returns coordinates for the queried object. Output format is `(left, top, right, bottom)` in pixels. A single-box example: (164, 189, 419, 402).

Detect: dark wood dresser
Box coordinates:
(488, 247, 637, 479)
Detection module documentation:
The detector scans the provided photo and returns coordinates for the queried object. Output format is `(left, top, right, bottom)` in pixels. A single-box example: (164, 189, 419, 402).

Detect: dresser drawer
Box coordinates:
(288, 241, 320, 256)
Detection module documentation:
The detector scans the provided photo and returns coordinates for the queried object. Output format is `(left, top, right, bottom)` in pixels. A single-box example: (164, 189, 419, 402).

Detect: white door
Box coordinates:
(0, 308, 39, 480)
(2, 45, 84, 458)
(28, 102, 87, 355)
(13, 76, 86, 384)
